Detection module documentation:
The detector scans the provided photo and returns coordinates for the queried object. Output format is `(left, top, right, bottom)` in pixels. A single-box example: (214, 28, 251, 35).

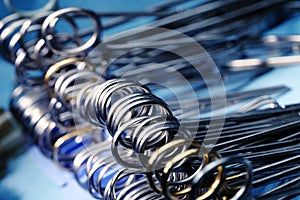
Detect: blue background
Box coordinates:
(1, 0, 300, 200)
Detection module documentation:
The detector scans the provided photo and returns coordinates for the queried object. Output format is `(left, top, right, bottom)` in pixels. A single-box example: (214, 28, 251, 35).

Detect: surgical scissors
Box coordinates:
(4, 1, 300, 199)
(39, 0, 287, 57)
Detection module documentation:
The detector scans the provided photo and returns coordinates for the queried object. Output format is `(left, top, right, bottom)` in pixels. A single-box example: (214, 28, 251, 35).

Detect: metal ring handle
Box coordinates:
(41, 7, 101, 56)
(191, 156, 253, 200)
(45, 58, 95, 97)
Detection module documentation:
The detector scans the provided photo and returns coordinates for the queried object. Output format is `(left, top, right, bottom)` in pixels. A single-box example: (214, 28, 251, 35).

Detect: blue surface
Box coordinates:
(1, 1, 300, 200)
(245, 14, 300, 106)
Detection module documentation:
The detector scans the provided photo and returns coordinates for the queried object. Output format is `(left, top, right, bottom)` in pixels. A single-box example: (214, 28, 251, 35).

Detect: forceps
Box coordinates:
(40, 0, 287, 57)
(169, 85, 289, 117)
(193, 154, 299, 199)
(3, 0, 288, 86)
(222, 34, 300, 70)
(4, 1, 300, 198)
(97, 0, 287, 46)
(188, 114, 300, 198)
(0, 0, 193, 62)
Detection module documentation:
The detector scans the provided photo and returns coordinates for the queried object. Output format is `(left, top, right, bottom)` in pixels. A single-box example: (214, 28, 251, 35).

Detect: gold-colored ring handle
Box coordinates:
(44, 58, 94, 97)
